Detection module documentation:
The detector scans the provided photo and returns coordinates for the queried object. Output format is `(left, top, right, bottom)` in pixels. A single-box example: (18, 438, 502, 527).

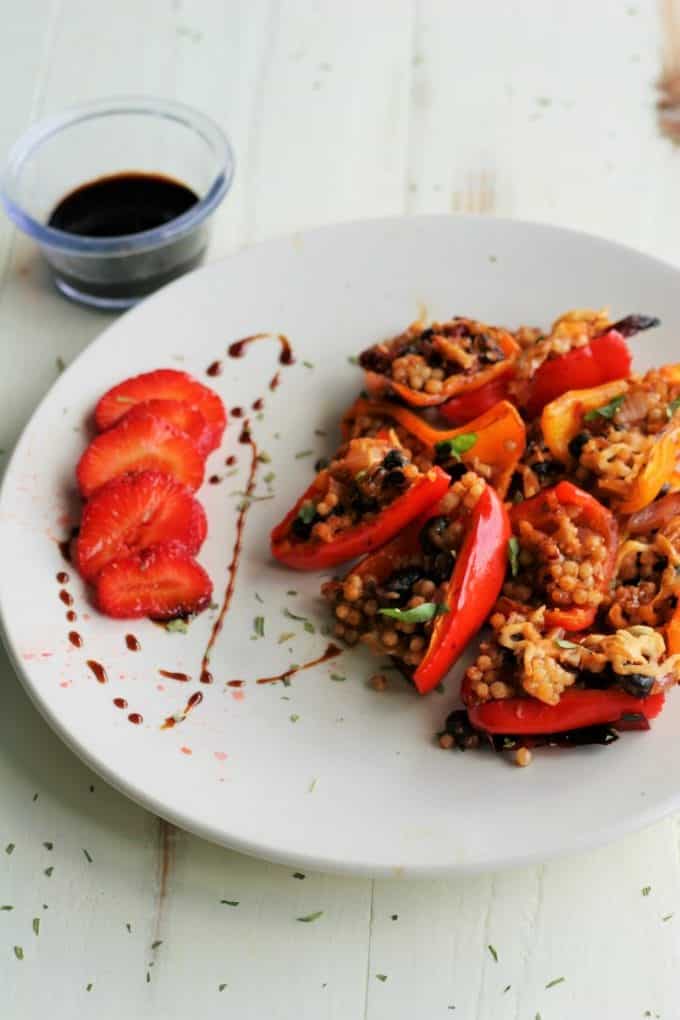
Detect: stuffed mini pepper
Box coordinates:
(358, 317, 519, 408)
(322, 472, 510, 693)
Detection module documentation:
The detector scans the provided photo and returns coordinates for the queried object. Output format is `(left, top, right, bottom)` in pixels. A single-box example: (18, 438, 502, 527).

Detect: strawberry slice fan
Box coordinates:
(71, 368, 226, 620)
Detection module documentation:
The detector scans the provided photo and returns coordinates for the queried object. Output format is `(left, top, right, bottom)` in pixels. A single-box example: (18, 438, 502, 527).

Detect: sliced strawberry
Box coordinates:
(120, 399, 213, 456)
(76, 413, 204, 498)
(74, 471, 207, 581)
(95, 369, 226, 452)
(96, 543, 213, 620)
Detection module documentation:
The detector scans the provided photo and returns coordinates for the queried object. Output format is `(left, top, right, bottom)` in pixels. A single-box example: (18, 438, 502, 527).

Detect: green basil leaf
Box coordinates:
(508, 536, 520, 577)
(378, 602, 449, 623)
(435, 432, 477, 461)
(584, 395, 624, 422)
(555, 638, 579, 650)
(296, 502, 317, 525)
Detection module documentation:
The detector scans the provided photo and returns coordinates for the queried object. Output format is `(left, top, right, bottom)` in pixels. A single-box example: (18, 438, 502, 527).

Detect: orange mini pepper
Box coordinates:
(342, 398, 525, 498)
(541, 372, 680, 514)
(360, 324, 519, 408)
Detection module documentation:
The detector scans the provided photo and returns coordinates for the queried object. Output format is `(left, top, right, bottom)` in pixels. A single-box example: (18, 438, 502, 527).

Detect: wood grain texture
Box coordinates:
(2, 1, 680, 1018)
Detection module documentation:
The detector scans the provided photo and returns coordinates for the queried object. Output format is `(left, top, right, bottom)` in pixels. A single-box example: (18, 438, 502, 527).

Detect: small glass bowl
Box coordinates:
(1, 97, 234, 309)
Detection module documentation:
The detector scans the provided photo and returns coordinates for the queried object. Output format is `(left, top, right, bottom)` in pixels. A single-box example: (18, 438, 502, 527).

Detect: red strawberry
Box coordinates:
(74, 471, 207, 581)
(76, 413, 204, 498)
(120, 399, 213, 456)
(96, 543, 213, 620)
(95, 369, 226, 452)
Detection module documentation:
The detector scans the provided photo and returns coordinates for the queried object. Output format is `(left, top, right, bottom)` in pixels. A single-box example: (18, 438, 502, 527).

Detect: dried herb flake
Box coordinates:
(584, 395, 624, 422)
(487, 944, 498, 962)
(297, 910, 323, 923)
(545, 976, 565, 989)
(164, 618, 189, 634)
(435, 433, 477, 461)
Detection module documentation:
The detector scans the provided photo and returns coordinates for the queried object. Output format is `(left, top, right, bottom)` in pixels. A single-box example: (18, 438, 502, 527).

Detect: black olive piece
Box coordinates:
(427, 550, 455, 584)
(553, 725, 619, 747)
(619, 672, 656, 698)
(383, 469, 407, 489)
(291, 515, 316, 540)
(382, 449, 407, 470)
(442, 709, 480, 750)
(435, 457, 467, 482)
(531, 459, 561, 479)
(420, 515, 449, 551)
(568, 430, 591, 460)
(351, 491, 379, 514)
(383, 567, 425, 600)
(579, 667, 616, 691)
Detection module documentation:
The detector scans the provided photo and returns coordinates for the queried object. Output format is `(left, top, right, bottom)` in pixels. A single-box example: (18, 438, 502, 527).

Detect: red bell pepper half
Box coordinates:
(499, 481, 618, 631)
(524, 314, 659, 418)
(346, 484, 510, 694)
(467, 687, 665, 735)
(271, 465, 450, 571)
(439, 375, 512, 426)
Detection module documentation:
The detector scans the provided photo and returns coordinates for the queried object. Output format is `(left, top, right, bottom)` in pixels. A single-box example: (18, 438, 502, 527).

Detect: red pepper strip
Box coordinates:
(270, 466, 450, 571)
(414, 486, 510, 694)
(499, 481, 618, 631)
(363, 332, 519, 408)
(341, 397, 526, 498)
(347, 485, 510, 694)
(439, 375, 513, 425)
(467, 688, 665, 735)
(525, 330, 631, 418)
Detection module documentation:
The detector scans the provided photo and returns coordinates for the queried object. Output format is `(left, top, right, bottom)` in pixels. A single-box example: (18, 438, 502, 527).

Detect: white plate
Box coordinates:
(2, 215, 680, 878)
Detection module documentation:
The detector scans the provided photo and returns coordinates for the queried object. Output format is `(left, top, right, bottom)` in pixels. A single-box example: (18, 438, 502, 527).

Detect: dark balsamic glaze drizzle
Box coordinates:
(161, 690, 203, 729)
(228, 333, 294, 365)
(86, 660, 108, 684)
(162, 330, 297, 729)
(206, 360, 222, 377)
(128, 713, 143, 725)
(68, 631, 82, 648)
(125, 634, 141, 652)
(113, 697, 128, 709)
(255, 644, 342, 685)
(56, 571, 69, 584)
(59, 590, 73, 606)
(159, 669, 190, 683)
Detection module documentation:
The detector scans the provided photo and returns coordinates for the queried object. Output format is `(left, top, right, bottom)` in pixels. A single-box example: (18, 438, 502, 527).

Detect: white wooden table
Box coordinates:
(2, 2, 680, 1016)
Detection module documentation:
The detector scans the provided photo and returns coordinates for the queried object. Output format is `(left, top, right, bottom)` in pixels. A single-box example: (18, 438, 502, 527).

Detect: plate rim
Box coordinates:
(3, 212, 680, 877)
